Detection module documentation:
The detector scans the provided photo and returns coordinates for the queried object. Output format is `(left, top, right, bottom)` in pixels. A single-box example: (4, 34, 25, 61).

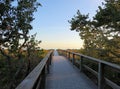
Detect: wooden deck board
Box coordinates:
(46, 51, 97, 89)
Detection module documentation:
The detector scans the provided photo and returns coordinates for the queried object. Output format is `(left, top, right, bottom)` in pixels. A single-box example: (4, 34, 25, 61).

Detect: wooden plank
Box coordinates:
(16, 51, 52, 89)
(83, 65, 120, 89)
(46, 55, 97, 89)
(64, 50, 120, 72)
(105, 78, 120, 89)
(83, 65, 98, 77)
(72, 54, 75, 65)
(79, 56, 83, 72)
(98, 63, 105, 89)
(60, 50, 120, 89)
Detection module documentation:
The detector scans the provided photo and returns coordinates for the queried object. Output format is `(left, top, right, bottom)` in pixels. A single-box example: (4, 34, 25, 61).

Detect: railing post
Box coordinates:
(98, 63, 105, 89)
(68, 52, 70, 59)
(49, 53, 52, 65)
(80, 56, 83, 72)
(47, 53, 52, 74)
(40, 67, 46, 89)
(72, 54, 75, 65)
(66, 51, 67, 57)
(47, 58, 50, 74)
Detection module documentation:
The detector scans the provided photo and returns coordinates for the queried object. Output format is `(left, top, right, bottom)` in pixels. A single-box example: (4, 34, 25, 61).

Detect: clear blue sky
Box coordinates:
(30, 0, 104, 49)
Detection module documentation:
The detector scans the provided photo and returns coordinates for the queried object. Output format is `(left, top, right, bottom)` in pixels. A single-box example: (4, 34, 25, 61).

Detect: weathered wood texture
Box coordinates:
(16, 51, 53, 89)
(46, 51, 97, 89)
(59, 50, 120, 89)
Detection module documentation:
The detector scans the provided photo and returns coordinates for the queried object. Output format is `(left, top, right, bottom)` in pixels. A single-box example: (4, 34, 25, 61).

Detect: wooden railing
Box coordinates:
(59, 50, 120, 89)
(16, 51, 53, 89)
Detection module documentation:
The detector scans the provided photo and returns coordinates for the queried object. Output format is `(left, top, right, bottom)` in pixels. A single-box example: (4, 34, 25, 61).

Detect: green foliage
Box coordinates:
(0, 49, 46, 89)
(69, 0, 120, 64)
(94, 0, 120, 30)
(69, 1, 120, 87)
(93, 0, 120, 62)
(0, 0, 41, 89)
(0, 0, 41, 56)
(68, 10, 89, 32)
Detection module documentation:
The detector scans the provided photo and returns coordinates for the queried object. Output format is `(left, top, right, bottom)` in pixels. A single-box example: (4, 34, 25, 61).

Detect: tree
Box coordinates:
(68, 10, 104, 58)
(69, 0, 120, 63)
(94, 0, 120, 31)
(93, 0, 120, 62)
(0, 0, 41, 88)
(25, 34, 41, 75)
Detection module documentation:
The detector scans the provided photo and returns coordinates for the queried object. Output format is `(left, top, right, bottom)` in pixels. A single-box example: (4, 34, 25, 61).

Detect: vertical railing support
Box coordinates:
(49, 53, 52, 65)
(40, 67, 46, 89)
(47, 53, 52, 74)
(72, 54, 75, 65)
(98, 63, 105, 89)
(66, 51, 67, 57)
(80, 56, 83, 72)
(68, 52, 70, 59)
(47, 58, 50, 74)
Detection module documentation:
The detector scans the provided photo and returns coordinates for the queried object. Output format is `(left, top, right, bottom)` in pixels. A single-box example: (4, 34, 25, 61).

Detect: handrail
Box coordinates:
(59, 50, 120, 89)
(69, 51, 120, 71)
(16, 50, 53, 89)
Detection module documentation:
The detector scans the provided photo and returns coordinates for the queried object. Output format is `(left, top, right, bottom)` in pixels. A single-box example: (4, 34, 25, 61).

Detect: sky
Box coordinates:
(30, 0, 104, 49)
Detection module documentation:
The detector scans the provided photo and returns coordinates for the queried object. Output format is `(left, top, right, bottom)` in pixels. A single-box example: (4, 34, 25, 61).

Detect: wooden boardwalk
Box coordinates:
(46, 51, 97, 89)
